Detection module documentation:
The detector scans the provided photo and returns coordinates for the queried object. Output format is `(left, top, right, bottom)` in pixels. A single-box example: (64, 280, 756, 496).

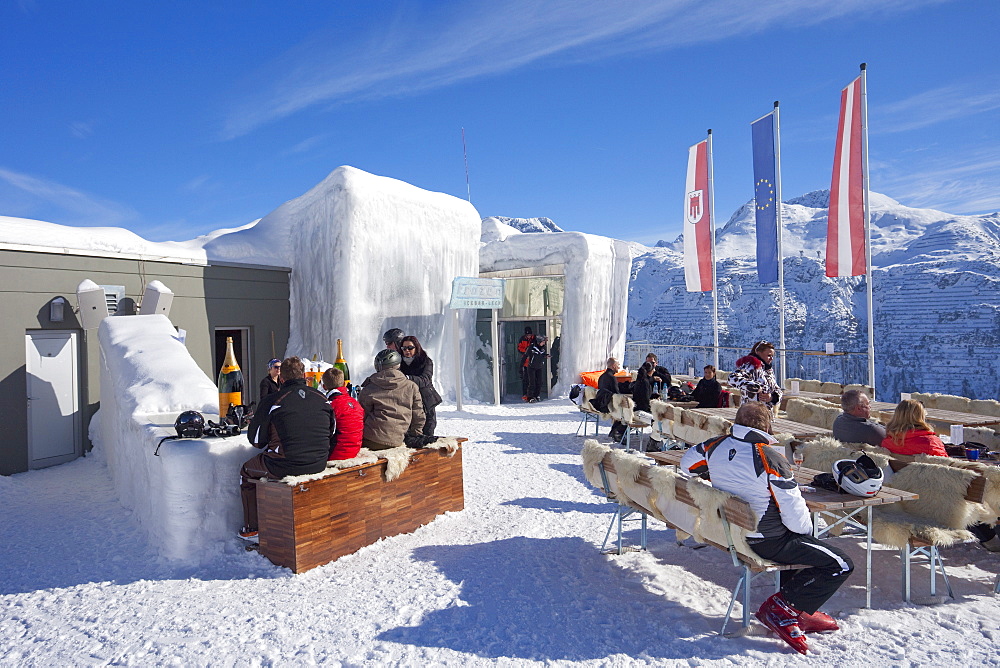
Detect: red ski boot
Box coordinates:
(798, 610, 839, 633)
(755, 593, 809, 655)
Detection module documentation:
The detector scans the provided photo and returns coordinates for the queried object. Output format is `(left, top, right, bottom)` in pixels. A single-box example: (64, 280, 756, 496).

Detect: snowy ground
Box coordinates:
(2, 402, 999, 667)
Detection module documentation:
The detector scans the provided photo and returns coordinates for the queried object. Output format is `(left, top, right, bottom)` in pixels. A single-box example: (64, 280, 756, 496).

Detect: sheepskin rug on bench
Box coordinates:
(275, 436, 467, 485)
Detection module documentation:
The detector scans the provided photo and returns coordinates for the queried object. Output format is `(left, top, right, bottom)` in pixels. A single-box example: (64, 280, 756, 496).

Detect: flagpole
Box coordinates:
(462, 127, 471, 203)
(707, 129, 720, 370)
(773, 101, 787, 386)
(859, 64, 875, 399)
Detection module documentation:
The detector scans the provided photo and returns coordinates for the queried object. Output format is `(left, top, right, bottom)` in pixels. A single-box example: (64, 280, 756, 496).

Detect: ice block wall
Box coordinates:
(205, 166, 482, 400)
(93, 314, 255, 563)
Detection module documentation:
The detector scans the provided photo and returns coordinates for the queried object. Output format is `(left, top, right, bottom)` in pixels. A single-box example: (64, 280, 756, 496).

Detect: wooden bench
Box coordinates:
(584, 442, 807, 635)
(252, 442, 465, 573)
(883, 455, 993, 601)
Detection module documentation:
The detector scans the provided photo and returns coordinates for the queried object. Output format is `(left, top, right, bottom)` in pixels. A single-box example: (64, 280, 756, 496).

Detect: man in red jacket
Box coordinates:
(321, 367, 364, 460)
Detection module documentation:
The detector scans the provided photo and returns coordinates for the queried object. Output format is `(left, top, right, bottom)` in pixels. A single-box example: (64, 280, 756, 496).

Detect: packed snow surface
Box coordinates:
(3, 401, 999, 666)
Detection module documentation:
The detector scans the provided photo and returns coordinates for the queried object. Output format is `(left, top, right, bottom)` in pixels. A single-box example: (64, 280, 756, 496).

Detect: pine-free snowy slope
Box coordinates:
(2, 403, 998, 666)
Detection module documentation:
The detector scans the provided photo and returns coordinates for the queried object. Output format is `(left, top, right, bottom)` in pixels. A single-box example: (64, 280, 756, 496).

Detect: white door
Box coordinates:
(26, 331, 81, 468)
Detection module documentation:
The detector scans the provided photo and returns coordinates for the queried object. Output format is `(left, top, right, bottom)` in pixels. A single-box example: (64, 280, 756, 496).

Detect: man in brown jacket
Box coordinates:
(359, 349, 424, 450)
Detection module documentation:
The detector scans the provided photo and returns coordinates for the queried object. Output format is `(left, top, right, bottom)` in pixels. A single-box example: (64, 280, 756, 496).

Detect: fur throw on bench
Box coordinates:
(276, 437, 466, 486)
(871, 461, 983, 549)
(685, 477, 773, 568)
(798, 436, 892, 474)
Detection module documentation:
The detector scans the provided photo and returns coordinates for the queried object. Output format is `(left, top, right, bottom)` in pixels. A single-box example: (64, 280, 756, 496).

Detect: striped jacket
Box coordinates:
(679, 425, 811, 539)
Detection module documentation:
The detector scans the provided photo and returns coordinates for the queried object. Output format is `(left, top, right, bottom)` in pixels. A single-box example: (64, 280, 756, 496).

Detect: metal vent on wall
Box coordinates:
(100, 285, 126, 314)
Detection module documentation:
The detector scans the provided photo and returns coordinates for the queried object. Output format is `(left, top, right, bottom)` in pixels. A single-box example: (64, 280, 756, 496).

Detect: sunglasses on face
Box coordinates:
(401, 345, 416, 351)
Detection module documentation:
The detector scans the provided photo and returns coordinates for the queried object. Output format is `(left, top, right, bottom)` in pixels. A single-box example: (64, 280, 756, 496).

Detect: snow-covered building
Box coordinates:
(0, 220, 290, 475)
(1, 166, 482, 475)
(477, 218, 632, 400)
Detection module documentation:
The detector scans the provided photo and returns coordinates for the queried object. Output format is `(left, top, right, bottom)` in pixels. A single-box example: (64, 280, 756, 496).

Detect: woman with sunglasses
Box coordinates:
(259, 358, 282, 401)
(400, 335, 442, 437)
(730, 341, 782, 410)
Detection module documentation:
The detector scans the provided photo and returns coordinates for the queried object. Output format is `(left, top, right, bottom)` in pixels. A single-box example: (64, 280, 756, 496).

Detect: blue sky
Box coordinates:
(2, 0, 997, 244)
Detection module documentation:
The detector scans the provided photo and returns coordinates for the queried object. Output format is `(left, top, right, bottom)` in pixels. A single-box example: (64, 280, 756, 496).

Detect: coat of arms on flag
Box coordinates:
(686, 189, 704, 224)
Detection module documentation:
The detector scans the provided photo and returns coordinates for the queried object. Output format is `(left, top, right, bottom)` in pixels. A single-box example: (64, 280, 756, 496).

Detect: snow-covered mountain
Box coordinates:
(627, 191, 1000, 400)
(488, 216, 563, 234)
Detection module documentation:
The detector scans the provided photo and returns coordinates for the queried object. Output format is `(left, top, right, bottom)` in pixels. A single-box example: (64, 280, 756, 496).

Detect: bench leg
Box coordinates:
(931, 547, 955, 599)
(994, 573, 1000, 595)
(720, 566, 750, 636)
(601, 507, 619, 553)
(901, 546, 911, 603)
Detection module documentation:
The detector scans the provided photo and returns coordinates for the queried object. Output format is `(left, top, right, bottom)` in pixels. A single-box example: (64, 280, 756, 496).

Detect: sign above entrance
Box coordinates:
(450, 277, 504, 309)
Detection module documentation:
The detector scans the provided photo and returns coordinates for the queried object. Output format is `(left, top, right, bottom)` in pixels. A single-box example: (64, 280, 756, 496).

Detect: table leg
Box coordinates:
(866, 505, 873, 608)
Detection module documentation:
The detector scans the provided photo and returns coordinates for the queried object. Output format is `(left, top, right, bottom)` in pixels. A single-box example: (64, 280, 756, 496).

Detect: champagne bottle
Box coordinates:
(335, 338, 351, 384)
(218, 337, 244, 419)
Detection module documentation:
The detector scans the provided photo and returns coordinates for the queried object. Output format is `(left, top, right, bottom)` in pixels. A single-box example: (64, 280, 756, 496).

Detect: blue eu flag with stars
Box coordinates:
(751, 112, 779, 284)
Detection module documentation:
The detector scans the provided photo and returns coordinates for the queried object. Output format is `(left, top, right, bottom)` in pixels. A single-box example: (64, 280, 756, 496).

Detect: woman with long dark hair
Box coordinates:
(400, 335, 442, 437)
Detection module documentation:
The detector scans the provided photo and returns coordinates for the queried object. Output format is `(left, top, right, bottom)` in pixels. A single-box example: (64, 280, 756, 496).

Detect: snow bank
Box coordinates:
(205, 166, 481, 400)
(93, 314, 255, 563)
(480, 231, 632, 396)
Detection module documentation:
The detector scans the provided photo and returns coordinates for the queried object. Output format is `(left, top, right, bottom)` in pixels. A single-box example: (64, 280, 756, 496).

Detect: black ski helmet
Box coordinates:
(383, 328, 405, 349)
(175, 410, 205, 438)
(374, 349, 402, 371)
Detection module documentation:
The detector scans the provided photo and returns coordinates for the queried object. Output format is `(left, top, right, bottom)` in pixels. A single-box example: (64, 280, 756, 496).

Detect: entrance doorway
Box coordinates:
(502, 320, 546, 401)
(25, 330, 82, 468)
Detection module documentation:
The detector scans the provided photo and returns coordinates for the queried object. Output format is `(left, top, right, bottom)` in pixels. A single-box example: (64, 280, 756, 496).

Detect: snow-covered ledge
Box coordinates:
(91, 314, 255, 563)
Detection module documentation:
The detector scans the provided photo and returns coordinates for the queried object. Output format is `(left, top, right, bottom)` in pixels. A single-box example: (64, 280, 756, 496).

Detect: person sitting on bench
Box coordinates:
(680, 402, 853, 655)
(691, 364, 722, 408)
(832, 389, 886, 446)
(239, 356, 334, 539)
(321, 367, 364, 461)
(591, 357, 626, 441)
(359, 349, 425, 450)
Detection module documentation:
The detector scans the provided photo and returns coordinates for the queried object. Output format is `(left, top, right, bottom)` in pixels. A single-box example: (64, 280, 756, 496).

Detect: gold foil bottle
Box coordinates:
(217, 337, 244, 418)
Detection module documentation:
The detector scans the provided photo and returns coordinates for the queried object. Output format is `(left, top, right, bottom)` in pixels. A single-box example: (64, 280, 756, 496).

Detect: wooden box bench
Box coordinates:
(253, 445, 464, 573)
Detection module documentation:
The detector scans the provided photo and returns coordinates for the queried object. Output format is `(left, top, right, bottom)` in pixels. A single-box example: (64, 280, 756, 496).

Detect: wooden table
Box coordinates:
(647, 450, 917, 607)
(871, 403, 1000, 434)
(687, 407, 833, 441)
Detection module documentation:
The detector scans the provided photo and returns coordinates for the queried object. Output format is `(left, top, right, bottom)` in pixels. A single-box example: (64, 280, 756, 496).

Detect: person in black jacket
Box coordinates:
(258, 357, 281, 401)
(524, 336, 549, 402)
(239, 356, 334, 538)
(645, 353, 672, 395)
(399, 335, 442, 437)
(632, 362, 655, 413)
(692, 364, 723, 408)
(592, 357, 626, 441)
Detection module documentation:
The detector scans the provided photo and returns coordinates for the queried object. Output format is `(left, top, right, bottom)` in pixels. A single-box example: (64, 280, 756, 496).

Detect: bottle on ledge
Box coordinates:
(335, 338, 351, 386)
(218, 336, 244, 418)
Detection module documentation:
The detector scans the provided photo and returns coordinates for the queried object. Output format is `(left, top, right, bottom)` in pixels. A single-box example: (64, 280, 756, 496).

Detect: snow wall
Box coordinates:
(93, 314, 255, 563)
(206, 166, 481, 400)
(479, 230, 632, 397)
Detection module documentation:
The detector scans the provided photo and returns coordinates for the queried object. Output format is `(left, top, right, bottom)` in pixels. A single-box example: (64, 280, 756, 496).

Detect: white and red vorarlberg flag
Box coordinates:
(683, 140, 713, 291)
(826, 76, 866, 277)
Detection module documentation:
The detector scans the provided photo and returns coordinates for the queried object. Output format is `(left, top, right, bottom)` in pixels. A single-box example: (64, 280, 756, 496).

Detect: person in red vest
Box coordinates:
(321, 367, 365, 460)
(517, 326, 535, 401)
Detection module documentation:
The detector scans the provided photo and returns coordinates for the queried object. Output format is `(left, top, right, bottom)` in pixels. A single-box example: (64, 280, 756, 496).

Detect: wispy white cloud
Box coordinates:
(222, 0, 946, 139)
(873, 83, 1000, 133)
(874, 148, 1000, 213)
(0, 167, 138, 226)
(69, 121, 94, 139)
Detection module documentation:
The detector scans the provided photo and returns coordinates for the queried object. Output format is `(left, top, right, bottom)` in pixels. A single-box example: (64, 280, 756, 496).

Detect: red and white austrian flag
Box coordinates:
(826, 76, 866, 277)
(684, 140, 714, 292)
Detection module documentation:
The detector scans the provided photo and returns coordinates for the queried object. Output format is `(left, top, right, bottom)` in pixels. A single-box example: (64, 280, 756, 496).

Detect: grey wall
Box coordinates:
(0, 249, 289, 475)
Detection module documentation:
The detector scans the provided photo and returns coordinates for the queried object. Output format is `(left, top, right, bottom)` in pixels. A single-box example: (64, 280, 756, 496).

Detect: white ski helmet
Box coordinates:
(832, 454, 883, 497)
